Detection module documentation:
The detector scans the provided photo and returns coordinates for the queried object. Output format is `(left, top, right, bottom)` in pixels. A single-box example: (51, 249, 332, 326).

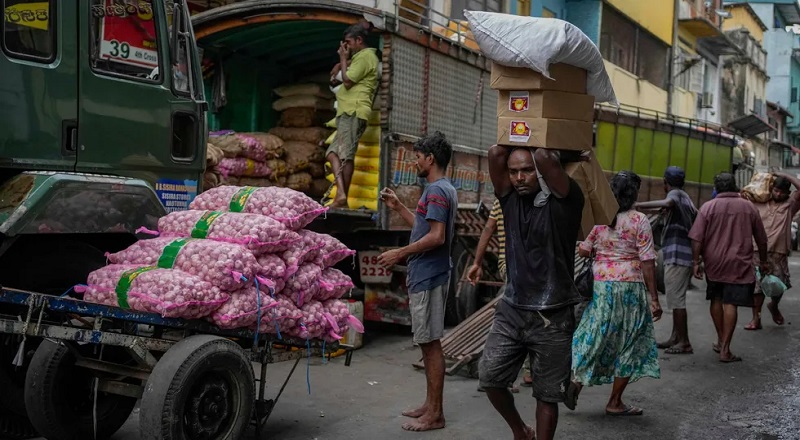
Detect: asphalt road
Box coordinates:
(34, 258, 800, 440)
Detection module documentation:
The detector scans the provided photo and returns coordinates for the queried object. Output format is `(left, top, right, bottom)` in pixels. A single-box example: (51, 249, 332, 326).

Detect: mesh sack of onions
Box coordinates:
(310, 232, 356, 268)
(210, 286, 278, 329)
(321, 299, 365, 342)
(280, 263, 322, 307)
(189, 186, 327, 230)
(317, 268, 354, 301)
(156, 210, 300, 254)
(83, 265, 229, 319)
(280, 231, 326, 278)
(254, 296, 303, 334)
(218, 158, 272, 179)
(107, 237, 260, 291)
(282, 300, 326, 340)
(256, 253, 287, 293)
(237, 133, 284, 161)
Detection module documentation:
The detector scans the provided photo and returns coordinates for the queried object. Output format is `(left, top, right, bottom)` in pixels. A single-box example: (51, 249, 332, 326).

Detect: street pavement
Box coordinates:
(39, 257, 800, 440)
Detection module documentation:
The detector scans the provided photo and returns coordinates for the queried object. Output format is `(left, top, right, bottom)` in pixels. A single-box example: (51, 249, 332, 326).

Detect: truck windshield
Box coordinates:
(89, 0, 162, 81)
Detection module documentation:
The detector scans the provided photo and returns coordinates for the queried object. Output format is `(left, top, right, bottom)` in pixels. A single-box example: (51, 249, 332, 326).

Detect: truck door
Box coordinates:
(0, 1, 78, 170)
(76, 0, 206, 204)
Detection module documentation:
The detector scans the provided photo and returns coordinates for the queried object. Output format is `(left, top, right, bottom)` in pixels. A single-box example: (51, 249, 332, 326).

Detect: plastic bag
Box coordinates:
(107, 237, 260, 291)
(742, 173, 774, 203)
(463, 11, 618, 105)
(157, 210, 301, 254)
(189, 186, 328, 230)
(758, 268, 788, 298)
(84, 265, 229, 319)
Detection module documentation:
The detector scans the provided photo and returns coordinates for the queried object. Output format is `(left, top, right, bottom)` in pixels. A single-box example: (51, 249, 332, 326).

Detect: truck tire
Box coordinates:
(139, 335, 255, 440)
(24, 340, 137, 440)
(445, 244, 470, 326)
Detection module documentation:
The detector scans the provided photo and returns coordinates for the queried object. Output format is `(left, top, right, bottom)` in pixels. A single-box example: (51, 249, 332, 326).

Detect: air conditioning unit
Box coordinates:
(701, 92, 715, 108)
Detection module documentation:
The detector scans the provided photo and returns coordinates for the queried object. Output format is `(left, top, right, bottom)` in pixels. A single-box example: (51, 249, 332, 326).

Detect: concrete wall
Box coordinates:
(605, 0, 674, 45)
(565, 0, 602, 44)
(673, 86, 698, 119)
(604, 59, 669, 112)
(749, 2, 775, 29)
(724, 5, 766, 43)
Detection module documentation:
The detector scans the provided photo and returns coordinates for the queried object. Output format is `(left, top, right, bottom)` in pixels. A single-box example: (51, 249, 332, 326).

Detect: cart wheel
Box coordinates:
(24, 340, 138, 440)
(139, 335, 255, 440)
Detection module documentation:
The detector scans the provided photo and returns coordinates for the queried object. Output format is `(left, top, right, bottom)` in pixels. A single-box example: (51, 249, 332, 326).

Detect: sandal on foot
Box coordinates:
(606, 405, 643, 416)
(657, 341, 676, 349)
(719, 355, 742, 363)
(744, 322, 762, 331)
(712, 343, 721, 353)
(664, 346, 694, 354)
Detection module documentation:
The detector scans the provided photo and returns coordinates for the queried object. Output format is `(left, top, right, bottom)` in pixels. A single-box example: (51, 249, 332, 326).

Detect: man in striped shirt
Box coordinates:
(467, 199, 532, 387)
(636, 167, 697, 355)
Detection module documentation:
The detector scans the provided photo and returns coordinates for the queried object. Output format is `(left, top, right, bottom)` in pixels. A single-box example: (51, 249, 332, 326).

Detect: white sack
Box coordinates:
(464, 11, 618, 106)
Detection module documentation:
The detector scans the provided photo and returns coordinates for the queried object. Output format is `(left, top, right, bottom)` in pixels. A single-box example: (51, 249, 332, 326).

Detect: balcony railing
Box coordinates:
(678, 0, 722, 28)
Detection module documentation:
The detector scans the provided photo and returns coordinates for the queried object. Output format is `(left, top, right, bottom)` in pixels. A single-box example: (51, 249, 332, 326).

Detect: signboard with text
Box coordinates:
(96, 1, 158, 69)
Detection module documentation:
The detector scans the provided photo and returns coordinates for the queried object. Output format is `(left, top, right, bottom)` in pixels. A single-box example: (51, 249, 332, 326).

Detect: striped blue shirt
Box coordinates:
(662, 189, 697, 267)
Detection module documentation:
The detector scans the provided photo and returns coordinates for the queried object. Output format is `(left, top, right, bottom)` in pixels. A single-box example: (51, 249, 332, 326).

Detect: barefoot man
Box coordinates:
(746, 173, 800, 329)
(378, 132, 457, 431)
(689, 173, 769, 363)
(327, 23, 379, 208)
(480, 146, 584, 440)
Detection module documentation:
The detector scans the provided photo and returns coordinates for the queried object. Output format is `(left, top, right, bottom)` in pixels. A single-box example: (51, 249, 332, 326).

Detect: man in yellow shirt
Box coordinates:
(327, 23, 379, 208)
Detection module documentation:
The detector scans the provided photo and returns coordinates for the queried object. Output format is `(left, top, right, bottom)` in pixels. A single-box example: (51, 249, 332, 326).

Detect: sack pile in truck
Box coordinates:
(80, 186, 364, 342)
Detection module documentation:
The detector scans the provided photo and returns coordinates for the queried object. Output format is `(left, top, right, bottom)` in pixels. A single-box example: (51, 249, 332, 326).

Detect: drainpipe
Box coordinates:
(667, 0, 680, 116)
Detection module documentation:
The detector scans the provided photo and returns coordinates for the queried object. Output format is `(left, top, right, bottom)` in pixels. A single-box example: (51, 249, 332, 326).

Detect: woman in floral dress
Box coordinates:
(566, 171, 663, 416)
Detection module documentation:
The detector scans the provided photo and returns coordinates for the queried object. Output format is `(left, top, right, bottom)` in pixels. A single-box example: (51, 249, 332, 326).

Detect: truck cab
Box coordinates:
(0, 1, 206, 436)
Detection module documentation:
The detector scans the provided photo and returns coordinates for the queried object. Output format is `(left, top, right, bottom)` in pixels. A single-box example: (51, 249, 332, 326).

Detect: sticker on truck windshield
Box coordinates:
(155, 179, 197, 213)
(509, 121, 531, 143)
(97, 0, 159, 69)
(508, 92, 529, 112)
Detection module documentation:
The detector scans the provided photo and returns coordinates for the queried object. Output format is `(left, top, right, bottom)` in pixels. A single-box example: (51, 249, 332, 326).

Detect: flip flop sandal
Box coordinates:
(744, 323, 762, 331)
(712, 343, 720, 353)
(719, 355, 743, 363)
(664, 347, 694, 354)
(606, 405, 643, 416)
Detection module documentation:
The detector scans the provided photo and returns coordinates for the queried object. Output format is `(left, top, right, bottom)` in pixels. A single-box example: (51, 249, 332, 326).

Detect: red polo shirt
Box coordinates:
(688, 192, 767, 284)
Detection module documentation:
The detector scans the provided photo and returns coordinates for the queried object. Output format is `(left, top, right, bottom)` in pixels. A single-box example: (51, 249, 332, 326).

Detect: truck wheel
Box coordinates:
(24, 340, 137, 440)
(139, 335, 255, 440)
(445, 245, 468, 326)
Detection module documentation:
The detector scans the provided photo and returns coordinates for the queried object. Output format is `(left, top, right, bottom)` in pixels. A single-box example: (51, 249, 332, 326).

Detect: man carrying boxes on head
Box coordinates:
(479, 60, 618, 440)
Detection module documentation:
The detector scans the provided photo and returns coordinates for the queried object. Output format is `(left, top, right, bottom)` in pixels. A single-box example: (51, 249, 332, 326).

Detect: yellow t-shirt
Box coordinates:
(336, 48, 379, 121)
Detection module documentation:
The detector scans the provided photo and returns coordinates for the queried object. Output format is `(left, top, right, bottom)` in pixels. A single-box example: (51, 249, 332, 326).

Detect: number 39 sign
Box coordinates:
(98, 0, 159, 69)
(358, 251, 393, 284)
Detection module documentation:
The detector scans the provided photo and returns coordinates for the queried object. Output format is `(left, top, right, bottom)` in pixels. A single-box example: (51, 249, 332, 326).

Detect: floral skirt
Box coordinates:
(572, 281, 660, 386)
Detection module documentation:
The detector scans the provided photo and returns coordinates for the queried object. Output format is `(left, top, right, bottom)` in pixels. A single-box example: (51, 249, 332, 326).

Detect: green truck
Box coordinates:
(0, 1, 741, 437)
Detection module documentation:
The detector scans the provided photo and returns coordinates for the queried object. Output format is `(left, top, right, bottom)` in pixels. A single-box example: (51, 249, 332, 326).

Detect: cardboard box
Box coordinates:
(565, 154, 619, 240)
(497, 90, 595, 121)
(490, 63, 588, 93)
(497, 117, 593, 150)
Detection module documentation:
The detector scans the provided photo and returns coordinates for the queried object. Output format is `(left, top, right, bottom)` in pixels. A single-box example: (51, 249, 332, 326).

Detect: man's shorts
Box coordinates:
(325, 113, 367, 162)
(706, 281, 755, 307)
(479, 300, 575, 403)
(409, 283, 448, 344)
(665, 264, 693, 309)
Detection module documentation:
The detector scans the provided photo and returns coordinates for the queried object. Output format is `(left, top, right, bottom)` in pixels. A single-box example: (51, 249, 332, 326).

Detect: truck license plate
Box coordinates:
(358, 251, 393, 284)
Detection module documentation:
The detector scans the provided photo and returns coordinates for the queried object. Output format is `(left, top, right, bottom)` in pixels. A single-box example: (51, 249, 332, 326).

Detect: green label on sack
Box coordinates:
(191, 211, 223, 238)
(157, 238, 194, 269)
(229, 186, 257, 212)
(114, 266, 157, 309)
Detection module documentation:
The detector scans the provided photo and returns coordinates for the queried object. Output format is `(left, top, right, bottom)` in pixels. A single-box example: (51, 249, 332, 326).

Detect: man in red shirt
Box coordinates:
(688, 173, 769, 363)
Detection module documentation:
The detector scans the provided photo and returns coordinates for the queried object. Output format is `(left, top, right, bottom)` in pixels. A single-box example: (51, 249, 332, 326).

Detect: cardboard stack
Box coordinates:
(491, 62, 618, 239)
(492, 63, 594, 150)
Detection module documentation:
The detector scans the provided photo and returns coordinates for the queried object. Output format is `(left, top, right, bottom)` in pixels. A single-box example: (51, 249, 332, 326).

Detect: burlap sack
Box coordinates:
(307, 162, 326, 178)
(208, 133, 244, 158)
(279, 108, 336, 128)
(272, 95, 334, 112)
(206, 143, 224, 167)
(565, 153, 619, 241)
(274, 83, 335, 99)
(269, 127, 331, 145)
(287, 172, 313, 192)
(284, 141, 325, 173)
